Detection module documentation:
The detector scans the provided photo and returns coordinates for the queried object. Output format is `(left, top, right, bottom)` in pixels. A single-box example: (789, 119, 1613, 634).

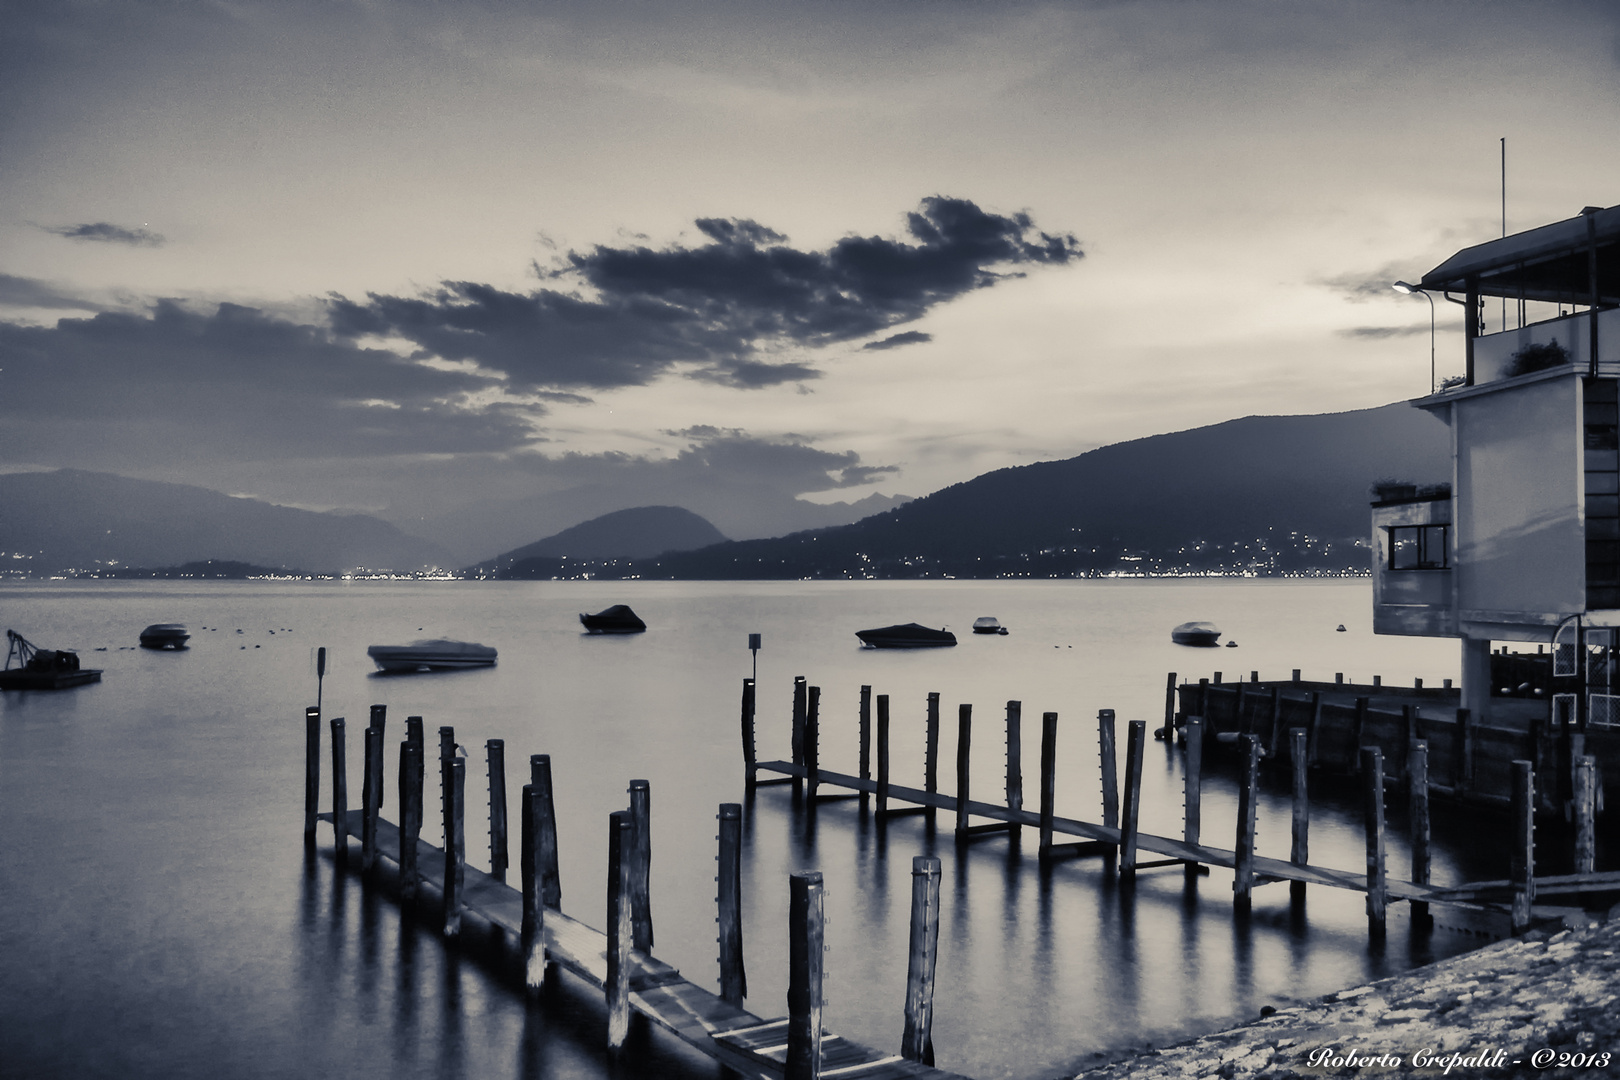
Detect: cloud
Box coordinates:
(0, 301, 536, 468)
(330, 196, 1080, 392)
(43, 221, 164, 246)
(0, 273, 103, 312)
(1338, 324, 1430, 339)
(863, 330, 933, 350)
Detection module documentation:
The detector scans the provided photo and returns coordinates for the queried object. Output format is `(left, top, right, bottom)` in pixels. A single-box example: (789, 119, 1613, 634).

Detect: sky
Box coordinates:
(6, 0, 1620, 560)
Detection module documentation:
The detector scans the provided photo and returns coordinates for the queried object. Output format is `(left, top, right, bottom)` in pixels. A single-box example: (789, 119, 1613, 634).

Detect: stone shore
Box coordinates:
(1074, 914, 1620, 1079)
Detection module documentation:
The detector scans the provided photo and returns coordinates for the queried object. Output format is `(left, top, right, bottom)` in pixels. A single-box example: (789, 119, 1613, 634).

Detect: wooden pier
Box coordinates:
(304, 705, 971, 1080)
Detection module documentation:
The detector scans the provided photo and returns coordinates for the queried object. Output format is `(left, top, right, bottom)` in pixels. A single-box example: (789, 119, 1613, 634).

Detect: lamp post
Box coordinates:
(1393, 281, 1436, 393)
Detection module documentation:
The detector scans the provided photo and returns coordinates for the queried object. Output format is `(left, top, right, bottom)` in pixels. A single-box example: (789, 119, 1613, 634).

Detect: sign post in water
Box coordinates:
(748, 633, 761, 683)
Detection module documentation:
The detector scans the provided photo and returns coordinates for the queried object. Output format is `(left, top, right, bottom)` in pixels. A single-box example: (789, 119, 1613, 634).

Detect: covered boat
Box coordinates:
(971, 616, 1009, 635)
(579, 605, 647, 634)
(855, 623, 957, 649)
(1170, 621, 1222, 647)
(366, 639, 497, 673)
(139, 623, 190, 649)
(1, 630, 102, 690)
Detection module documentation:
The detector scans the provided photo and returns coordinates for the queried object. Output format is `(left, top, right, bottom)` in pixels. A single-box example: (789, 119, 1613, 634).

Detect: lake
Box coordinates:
(0, 579, 1514, 1079)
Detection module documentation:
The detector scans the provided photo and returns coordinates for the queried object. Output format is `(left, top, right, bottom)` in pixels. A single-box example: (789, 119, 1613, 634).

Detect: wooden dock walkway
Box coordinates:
(321, 808, 971, 1080)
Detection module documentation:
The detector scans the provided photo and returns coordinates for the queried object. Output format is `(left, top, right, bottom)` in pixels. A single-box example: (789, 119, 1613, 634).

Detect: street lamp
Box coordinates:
(1393, 281, 1436, 394)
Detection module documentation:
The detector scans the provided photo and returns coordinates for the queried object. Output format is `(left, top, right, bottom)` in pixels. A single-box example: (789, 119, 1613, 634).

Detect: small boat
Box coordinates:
(1170, 621, 1222, 647)
(579, 605, 647, 634)
(856, 623, 957, 649)
(139, 623, 189, 649)
(971, 617, 1009, 636)
(1, 630, 102, 690)
(366, 639, 497, 673)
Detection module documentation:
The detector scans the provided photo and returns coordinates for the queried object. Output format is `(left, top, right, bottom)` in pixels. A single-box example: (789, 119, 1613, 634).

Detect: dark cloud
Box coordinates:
(330, 196, 1080, 392)
(0, 301, 534, 468)
(1338, 324, 1430, 339)
(43, 221, 164, 246)
(0, 273, 102, 312)
(864, 330, 933, 350)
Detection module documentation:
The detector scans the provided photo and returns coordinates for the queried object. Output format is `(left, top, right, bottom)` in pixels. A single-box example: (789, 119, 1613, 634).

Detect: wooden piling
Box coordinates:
(1409, 740, 1431, 926)
(445, 756, 466, 937)
(1120, 720, 1145, 877)
(1291, 668, 1301, 684)
(877, 695, 891, 816)
(1289, 728, 1308, 903)
(901, 855, 942, 1066)
(1039, 711, 1057, 858)
(628, 779, 654, 952)
(1373, 675, 1382, 688)
(531, 755, 561, 907)
(1162, 673, 1177, 737)
(400, 740, 421, 901)
(304, 706, 321, 847)
(1098, 710, 1119, 839)
(1362, 747, 1386, 936)
(955, 704, 973, 841)
(1306, 692, 1322, 765)
(368, 704, 387, 809)
(607, 810, 632, 1051)
(925, 692, 941, 798)
(1576, 755, 1597, 875)
(1184, 718, 1203, 879)
(487, 739, 508, 883)
(406, 717, 424, 811)
(1266, 685, 1283, 758)
(331, 717, 348, 861)
(717, 803, 747, 1006)
(522, 783, 546, 995)
(1353, 697, 1369, 771)
(362, 726, 380, 872)
(1005, 701, 1024, 837)
(786, 871, 826, 1080)
(858, 685, 872, 806)
(805, 686, 821, 800)
(1233, 734, 1260, 914)
(791, 675, 807, 782)
(1511, 760, 1535, 935)
(1401, 705, 1418, 779)
(742, 679, 758, 788)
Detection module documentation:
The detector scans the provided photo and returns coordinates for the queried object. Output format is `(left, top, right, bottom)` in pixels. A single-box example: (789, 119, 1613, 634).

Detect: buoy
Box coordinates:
(1225, 640, 1238, 648)
(1336, 624, 1347, 632)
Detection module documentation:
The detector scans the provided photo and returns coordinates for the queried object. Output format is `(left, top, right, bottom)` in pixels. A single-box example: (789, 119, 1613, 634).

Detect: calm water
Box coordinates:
(0, 579, 1515, 1080)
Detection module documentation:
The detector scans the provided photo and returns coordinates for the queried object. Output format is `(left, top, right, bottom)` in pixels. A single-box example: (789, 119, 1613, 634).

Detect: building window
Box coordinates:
(1389, 525, 1448, 570)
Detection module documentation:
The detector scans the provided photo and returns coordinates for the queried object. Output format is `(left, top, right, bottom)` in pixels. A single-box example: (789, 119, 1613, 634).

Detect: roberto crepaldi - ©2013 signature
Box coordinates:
(1302, 1046, 1614, 1073)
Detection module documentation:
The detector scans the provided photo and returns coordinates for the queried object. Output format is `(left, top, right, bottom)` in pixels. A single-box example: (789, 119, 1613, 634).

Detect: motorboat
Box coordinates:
(1, 630, 102, 690)
(1170, 621, 1222, 647)
(139, 623, 189, 649)
(579, 605, 647, 634)
(971, 617, 1009, 635)
(855, 623, 957, 649)
(366, 639, 498, 673)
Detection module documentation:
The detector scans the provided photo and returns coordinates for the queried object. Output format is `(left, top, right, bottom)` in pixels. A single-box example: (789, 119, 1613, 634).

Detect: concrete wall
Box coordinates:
(1473, 307, 1620, 385)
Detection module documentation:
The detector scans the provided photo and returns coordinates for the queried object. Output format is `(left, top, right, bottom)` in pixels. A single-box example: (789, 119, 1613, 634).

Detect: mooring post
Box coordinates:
(1409, 740, 1431, 926)
(438, 726, 455, 845)
(400, 740, 422, 901)
(1306, 692, 1323, 765)
(1362, 746, 1386, 937)
(1290, 728, 1308, 904)
(1039, 711, 1057, 858)
(532, 755, 561, 907)
(1352, 697, 1369, 772)
(1098, 710, 1119, 869)
(368, 704, 387, 810)
(1292, 668, 1301, 684)
(1576, 754, 1597, 875)
(330, 717, 349, 861)
(522, 782, 546, 995)
(901, 855, 942, 1065)
(717, 803, 747, 1006)
(1511, 760, 1535, 935)
(361, 725, 380, 872)
(1120, 720, 1145, 878)
(607, 810, 632, 1051)
(1184, 717, 1203, 879)
(791, 676, 807, 794)
(304, 706, 321, 847)
(741, 678, 758, 789)
(445, 756, 466, 938)
(955, 704, 973, 840)
(858, 685, 872, 807)
(786, 870, 826, 1080)
(805, 686, 821, 801)
(877, 694, 891, 816)
(628, 779, 654, 952)
(1233, 734, 1260, 914)
(487, 739, 508, 883)
(1162, 673, 1177, 738)
(1458, 708, 1475, 795)
(1266, 685, 1283, 758)
(406, 716, 424, 806)
(1005, 700, 1024, 837)
(925, 692, 941, 815)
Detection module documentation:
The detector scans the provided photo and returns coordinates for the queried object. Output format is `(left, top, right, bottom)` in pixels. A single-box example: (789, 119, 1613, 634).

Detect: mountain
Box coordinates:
(625, 402, 1451, 579)
(0, 469, 448, 575)
(472, 506, 727, 574)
